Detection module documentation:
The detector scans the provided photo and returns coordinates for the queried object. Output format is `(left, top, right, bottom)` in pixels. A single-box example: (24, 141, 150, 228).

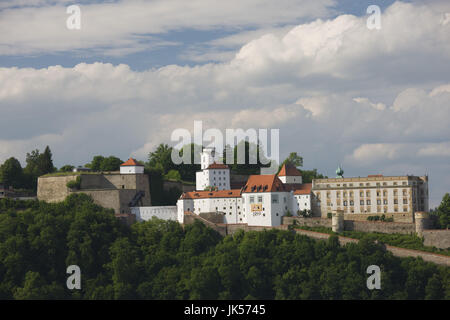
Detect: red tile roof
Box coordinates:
(207, 162, 229, 169)
(180, 189, 242, 199)
(121, 158, 144, 166)
(293, 183, 312, 195)
(242, 175, 286, 193)
(278, 163, 302, 177)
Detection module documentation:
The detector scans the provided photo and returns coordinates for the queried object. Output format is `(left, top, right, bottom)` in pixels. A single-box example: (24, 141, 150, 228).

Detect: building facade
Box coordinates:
(195, 148, 231, 191)
(312, 173, 429, 220)
(178, 163, 312, 227)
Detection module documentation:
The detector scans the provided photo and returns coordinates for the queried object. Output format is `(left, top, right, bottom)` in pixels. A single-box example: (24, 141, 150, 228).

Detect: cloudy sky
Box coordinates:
(0, 0, 449, 207)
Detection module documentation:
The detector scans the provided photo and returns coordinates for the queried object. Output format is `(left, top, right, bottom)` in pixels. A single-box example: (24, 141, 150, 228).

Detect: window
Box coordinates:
(394, 190, 397, 196)
(383, 191, 387, 196)
(350, 200, 354, 206)
(343, 200, 347, 206)
(367, 200, 371, 205)
(394, 199, 398, 204)
(250, 196, 254, 203)
(258, 196, 263, 203)
(360, 200, 364, 205)
(377, 200, 381, 205)
(360, 191, 364, 197)
(403, 199, 408, 204)
(272, 195, 279, 204)
(366, 191, 370, 196)
(376, 191, 380, 197)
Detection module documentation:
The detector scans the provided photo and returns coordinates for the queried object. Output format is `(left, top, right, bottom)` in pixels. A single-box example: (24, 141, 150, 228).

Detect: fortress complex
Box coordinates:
(37, 158, 151, 214)
(176, 149, 429, 227)
(36, 150, 430, 228)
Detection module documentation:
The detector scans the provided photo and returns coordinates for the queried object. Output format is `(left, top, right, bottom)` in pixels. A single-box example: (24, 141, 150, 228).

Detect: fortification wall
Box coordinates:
(38, 173, 151, 213)
(343, 213, 413, 223)
(75, 189, 121, 212)
(282, 216, 331, 228)
(163, 180, 195, 193)
(37, 175, 76, 203)
(344, 220, 415, 234)
(283, 216, 415, 234)
(423, 230, 450, 249)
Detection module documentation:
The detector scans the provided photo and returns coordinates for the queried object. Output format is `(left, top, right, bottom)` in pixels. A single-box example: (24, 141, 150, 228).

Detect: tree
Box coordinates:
(175, 143, 201, 182)
(89, 155, 105, 171)
(165, 169, 181, 181)
(302, 169, 327, 183)
(281, 152, 303, 168)
(40, 146, 56, 174)
(433, 193, 450, 229)
(222, 141, 270, 175)
(0, 157, 23, 188)
(148, 144, 174, 175)
(99, 156, 123, 171)
(59, 165, 75, 172)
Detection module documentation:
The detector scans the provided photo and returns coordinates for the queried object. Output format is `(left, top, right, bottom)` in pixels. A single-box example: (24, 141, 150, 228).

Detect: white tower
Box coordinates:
(201, 147, 216, 169)
(196, 147, 230, 191)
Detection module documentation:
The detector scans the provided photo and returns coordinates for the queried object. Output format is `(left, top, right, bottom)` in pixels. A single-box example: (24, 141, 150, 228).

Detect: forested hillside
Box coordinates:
(0, 195, 448, 300)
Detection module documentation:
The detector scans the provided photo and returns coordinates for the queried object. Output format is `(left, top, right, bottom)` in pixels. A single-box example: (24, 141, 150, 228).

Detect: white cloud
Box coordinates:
(0, 0, 334, 56)
(0, 1, 450, 206)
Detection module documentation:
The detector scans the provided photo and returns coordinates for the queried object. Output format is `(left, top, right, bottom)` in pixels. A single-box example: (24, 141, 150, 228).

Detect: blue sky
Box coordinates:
(0, 0, 449, 207)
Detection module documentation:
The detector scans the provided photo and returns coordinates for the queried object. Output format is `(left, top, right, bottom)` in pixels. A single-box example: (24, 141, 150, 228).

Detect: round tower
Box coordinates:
(332, 210, 344, 233)
(415, 211, 429, 237)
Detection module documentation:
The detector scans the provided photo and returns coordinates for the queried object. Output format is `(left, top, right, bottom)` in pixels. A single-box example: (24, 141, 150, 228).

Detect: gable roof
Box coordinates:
(121, 158, 144, 167)
(207, 162, 229, 169)
(180, 189, 241, 199)
(278, 163, 302, 177)
(242, 175, 286, 193)
(293, 183, 312, 195)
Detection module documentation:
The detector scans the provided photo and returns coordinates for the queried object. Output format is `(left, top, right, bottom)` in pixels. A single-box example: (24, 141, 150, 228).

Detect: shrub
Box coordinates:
(66, 176, 81, 190)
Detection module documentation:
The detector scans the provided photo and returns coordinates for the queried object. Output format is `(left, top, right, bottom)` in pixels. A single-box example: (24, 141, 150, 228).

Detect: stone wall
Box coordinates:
(343, 212, 414, 223)
(423, 230, 450, 249)
(37, 175, 76, 203)
(163, 180, 196, 193)
(282, 216, 331, 228)
(344, 220, 416, 234)
(199, 212, 224, 224)
(183, 213, 227, 236)
(283, 216, 416, 235)
(37, 173, 151, 213)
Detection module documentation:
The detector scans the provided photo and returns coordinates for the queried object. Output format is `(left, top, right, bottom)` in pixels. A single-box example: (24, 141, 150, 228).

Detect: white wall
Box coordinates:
(120, 166, 144, 174)
(131, 206, 177, 222)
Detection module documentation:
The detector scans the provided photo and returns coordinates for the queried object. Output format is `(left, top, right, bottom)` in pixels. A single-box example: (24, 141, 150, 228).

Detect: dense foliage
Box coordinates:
(431, 193, 450, 229)
(0, 146, 55, 191)
(0, 195, 448, 300)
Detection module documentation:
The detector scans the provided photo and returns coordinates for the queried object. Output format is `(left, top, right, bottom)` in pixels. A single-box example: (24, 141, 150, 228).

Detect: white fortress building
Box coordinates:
(195, 147, 230, 191)
(134, 148, 429, 228)
(177, 147, 314, 227)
